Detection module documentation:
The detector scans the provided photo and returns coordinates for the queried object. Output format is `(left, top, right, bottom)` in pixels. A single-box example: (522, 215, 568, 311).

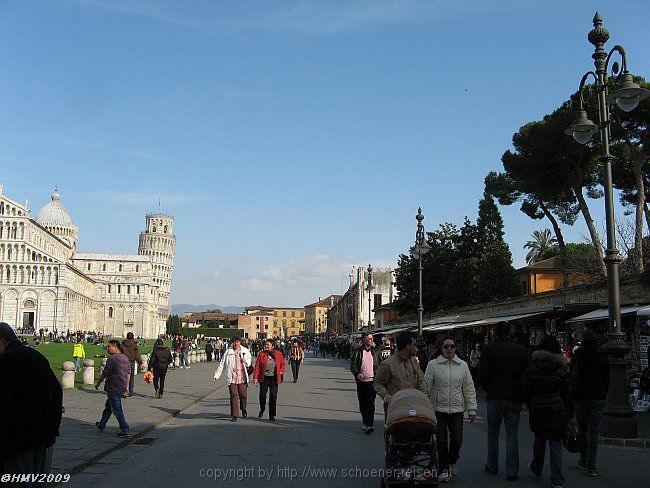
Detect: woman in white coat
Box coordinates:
(213, 337, 252, 422)
(423, 338, 477, 483)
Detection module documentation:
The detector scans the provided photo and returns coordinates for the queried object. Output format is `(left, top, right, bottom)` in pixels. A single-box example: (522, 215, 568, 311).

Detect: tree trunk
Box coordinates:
(539, 201, 570, 287)
(631, 156, 645, 273)
(573, 185, 607, 275)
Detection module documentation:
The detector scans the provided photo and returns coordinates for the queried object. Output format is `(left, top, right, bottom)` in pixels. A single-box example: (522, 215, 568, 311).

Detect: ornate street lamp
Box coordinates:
(564, 13, 648, 439)
(366, 263, 374, 328)
(410, 207, 431, 337)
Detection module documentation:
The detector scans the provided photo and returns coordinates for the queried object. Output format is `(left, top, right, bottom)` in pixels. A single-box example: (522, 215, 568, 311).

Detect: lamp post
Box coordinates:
(366, 263, 374, 329)
(410, 207, 431, 337)
(565, 13, 649, 439)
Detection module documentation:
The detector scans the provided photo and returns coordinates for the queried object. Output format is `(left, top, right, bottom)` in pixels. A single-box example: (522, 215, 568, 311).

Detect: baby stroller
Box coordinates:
(381, 389, 438, 487)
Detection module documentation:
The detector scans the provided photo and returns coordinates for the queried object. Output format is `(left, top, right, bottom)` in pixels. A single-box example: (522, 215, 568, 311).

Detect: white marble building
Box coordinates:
(0, 184, 175, 338)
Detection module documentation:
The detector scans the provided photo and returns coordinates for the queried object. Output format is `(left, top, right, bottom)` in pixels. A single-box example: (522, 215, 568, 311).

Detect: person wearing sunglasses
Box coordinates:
(423, 338, 477, 483)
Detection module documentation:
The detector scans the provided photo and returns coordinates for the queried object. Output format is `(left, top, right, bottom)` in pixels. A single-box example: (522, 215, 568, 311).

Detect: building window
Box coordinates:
(119, 264, 123, 272)
(136, 285, 140, 294)
(87, 263, 91, 271)
(127, 285, 131, 294)
(102, 263, 106, 271)
(291, 311, 295, 317)
(265, 325, 268, 330)
(374, 294, 382, 310)
(136, 264, 140, 272)
(282, 311, 286, 317)
(108, 284, 111, 294)
(118, 285, 121, 294)
(108, 307, 113, 318)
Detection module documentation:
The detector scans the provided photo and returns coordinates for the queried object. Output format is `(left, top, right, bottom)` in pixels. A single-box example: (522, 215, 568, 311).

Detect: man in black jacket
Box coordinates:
(479, 321, 528, 481)
(0, 322, 63, 477)
(350, 332, 380, 434)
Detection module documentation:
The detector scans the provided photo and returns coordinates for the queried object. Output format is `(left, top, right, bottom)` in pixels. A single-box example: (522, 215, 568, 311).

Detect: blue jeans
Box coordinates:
(97, 392, 130, 433)
(436, 412, 464, 471)
(74, 356, 82, 371)
(128, 362, 135, 395)
(2, 443, 47, 486)
(486, 399, 522, 477)
(182, 351, 189, 366)
(532, 435, 563, 486)
(574, 399, 605, 469)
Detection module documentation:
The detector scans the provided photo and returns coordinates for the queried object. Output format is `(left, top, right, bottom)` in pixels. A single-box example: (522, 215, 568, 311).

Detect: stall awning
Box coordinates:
(424, 311, 547, 332)
(567, 305, 650, 323)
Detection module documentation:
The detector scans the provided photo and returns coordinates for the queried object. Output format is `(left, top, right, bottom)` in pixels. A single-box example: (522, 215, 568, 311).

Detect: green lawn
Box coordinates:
(29, 339, 173, 386)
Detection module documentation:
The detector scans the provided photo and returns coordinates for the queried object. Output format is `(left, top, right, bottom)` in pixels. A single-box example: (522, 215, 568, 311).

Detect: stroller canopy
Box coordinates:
(387, 388, 436, 426)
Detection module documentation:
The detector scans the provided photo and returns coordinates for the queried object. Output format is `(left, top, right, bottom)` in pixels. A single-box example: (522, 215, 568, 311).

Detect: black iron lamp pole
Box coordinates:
(565, 12, 649, 439)
(410, 208, 431, 337)
(366, 263, 374, 329)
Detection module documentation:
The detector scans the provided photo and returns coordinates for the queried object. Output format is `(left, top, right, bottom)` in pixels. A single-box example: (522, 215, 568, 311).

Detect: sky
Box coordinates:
(1, 0, 649, 307)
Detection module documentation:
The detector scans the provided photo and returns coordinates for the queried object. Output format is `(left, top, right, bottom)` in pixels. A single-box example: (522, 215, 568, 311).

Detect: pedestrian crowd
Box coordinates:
(351, 324, 610, 487)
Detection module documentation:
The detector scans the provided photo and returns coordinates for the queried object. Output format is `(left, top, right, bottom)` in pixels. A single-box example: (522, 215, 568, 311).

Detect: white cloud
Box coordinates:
(242, 278, 275, 292)
(211, 270, 221, 281)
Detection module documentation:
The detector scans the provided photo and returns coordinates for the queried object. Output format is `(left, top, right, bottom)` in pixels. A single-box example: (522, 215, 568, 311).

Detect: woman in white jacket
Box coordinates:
(423, 338, 477, 483)
(213, 337, 252, 422)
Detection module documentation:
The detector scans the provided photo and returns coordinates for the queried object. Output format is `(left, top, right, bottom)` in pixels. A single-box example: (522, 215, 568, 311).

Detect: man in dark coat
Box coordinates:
(0, 322, 63, 477)
(350, 332, 381, 434)
(479, 321, 528, 481)
(121, 332, 142, 397)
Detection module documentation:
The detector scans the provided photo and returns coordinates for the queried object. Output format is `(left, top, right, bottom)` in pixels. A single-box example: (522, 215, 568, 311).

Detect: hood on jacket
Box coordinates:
(531, 350, 567, 371)
(122, 339, 137, 347)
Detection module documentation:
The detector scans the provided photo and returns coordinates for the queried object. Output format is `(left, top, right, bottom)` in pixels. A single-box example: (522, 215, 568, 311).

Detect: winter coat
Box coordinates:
(214, 346, 252, 385)
(0, 341, 63, 460)
(349, 346, 381, 378)
(423, 355, 478, 416)
(253, 349, 285, 384)
(148, 346, 173, 371)
(523, 350, 574, 440)
(374, 352, 426, 402)
(72, 343, 85, 358)
(479, 337, 528, 403)
(570, 346, 609, 400)
(120, 339, 142, 365)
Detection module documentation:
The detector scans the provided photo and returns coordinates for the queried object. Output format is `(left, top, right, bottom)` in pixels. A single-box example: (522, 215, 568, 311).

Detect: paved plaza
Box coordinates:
(57, 357, 648, 487)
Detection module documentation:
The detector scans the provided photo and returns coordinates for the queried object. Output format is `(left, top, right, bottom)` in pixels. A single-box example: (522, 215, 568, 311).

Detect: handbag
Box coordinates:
(247, 365, 254, 375)
(563, 420, 582, 453)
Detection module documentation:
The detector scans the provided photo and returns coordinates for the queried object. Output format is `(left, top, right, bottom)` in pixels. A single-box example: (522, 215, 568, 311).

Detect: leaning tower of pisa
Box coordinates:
(138, 213, 176, 332)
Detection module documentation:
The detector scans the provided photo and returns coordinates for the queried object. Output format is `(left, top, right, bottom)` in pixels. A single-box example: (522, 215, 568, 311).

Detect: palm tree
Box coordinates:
(524, 229, 557, 264)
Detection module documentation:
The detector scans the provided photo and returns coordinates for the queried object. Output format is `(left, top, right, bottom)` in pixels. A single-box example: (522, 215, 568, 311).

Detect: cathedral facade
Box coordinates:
(0, 184, 175, 338)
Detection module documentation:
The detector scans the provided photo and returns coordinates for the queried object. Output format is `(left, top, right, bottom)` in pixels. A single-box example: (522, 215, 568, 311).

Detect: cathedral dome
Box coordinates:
(35, 190, 74, 226)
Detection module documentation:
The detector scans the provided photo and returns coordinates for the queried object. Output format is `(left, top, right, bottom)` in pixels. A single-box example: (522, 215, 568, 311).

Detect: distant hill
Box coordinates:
(171, 304, 245, 315)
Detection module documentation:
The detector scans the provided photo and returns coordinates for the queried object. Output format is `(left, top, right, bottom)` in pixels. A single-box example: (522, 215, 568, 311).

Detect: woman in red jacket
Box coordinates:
(253, 339, 285, 421)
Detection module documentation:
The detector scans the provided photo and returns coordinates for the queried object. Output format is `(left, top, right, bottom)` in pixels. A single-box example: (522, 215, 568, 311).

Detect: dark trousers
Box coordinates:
(436, 412, 464, 471)
(228, 383, 248, 417)
(98, 392, 130, 433)
(153, 368, 167, 395)
(486, 399, 522, 477)
(259, 376, 279, 418)
(206, 351, 212, 362)
(2, 443, 47, 486)
(128, 362, 135, 395)
(574, 399, 605, 469)
(356, 380, 376, 428)
(290, 359, 302, 381)
(532, 434, 564, 486)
